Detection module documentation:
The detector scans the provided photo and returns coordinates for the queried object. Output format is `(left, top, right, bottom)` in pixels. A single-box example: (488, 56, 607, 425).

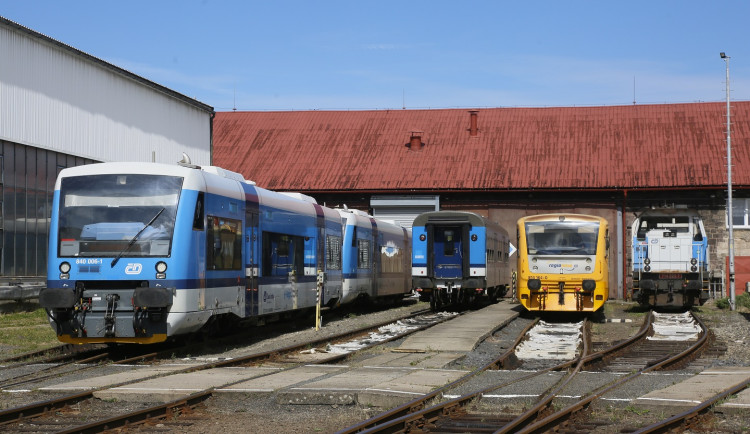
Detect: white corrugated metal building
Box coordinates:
(0, 17, 214, 279)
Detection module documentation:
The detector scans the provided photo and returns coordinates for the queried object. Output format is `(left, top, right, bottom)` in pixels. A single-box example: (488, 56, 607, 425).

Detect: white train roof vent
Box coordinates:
(201, 166, 249, 183)
(279, 192, 318, 204)
(338, 207, 371, 217)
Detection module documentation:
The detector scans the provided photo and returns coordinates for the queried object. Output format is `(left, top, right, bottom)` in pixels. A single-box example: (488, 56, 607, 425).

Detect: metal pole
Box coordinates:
(722, 52, 736, 311)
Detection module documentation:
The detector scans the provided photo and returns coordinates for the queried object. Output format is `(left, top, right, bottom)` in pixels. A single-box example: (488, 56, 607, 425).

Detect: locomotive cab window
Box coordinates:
(207, 216, 242, 270)
(57, 174, 182, 258)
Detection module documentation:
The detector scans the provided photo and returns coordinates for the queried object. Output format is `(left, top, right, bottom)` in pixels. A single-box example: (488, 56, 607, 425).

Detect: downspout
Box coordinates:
(622, 189, 629, 300)
(209, 110, 216, 165)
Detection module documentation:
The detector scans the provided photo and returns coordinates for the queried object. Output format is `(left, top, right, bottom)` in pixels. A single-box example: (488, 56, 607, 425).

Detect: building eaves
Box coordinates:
(0, 16, 214, 115)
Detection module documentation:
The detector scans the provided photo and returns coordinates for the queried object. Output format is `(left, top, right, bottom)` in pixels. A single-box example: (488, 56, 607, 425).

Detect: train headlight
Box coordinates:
(471, 234, 478, 241)
(644, 265, 651, 272)
(691, 265, 698, 272)
(586, 258, 592, 263)
(59, 261, 71, 279)
(585, 266, 591, 271)
(419, 234, 426, 241)
(644, 258, 650, 265)
(155, 261, 167, 279)
(690, 258, 698, 265)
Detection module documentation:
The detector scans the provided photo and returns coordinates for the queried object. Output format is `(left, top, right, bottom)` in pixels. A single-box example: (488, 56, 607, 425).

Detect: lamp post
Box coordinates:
(721, 52, 735, 311)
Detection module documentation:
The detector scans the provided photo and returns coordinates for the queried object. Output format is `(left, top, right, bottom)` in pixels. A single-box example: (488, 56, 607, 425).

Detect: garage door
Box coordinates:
(370, 196, 439, 229)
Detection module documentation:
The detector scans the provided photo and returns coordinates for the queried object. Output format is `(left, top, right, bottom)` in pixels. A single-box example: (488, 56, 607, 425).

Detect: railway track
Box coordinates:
(0, 307, 445, 432)
(337, 310, 719, 433)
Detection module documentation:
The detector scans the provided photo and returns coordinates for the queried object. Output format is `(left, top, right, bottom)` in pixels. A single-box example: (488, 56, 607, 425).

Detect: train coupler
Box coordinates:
(104, 294, 120, 337)
(558, 282, 565, 306)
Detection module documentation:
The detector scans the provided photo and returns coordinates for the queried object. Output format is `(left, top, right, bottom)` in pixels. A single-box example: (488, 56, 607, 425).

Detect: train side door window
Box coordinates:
(357, 239, 371, 269)
(443, 230, 455, 256)
(263, 232, 304, 276)
(207, 216, 242, 270)
(326, 235, 342, 270)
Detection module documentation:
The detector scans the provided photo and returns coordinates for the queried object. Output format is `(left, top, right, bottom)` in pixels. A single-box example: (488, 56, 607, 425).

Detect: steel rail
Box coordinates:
(0, 351, 161, 390)
(496, 319, 591, 433)
(56, 390, 214, 434)
(0, 344, 78, 364)
(0, 308, 437, 428)
(335, 317, 541, 434)
(515, 311, 709, 434)
(344, 311, 654, 434)
(634, 376, 750, 433)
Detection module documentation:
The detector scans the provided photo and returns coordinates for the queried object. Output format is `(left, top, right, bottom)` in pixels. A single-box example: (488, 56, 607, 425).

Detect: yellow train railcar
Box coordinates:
(517, 214, 609, 312)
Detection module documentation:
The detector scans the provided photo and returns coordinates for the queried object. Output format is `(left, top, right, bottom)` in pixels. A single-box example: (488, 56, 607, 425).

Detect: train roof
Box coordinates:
(518, 213, 608, 224)
(636, 208, 702, 219)
(413, 211, 489, 227)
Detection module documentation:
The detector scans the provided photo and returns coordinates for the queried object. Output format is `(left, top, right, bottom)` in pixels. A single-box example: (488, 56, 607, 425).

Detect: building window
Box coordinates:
(728, 198, 750, 229)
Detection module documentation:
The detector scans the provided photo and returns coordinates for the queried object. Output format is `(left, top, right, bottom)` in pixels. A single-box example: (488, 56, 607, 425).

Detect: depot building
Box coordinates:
(212, 104, 750, 300)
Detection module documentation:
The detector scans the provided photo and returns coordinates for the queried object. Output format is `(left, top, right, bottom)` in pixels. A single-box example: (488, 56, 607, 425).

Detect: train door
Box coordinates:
(370, 218, 379, 296)
(432, 225, 463, 279)
(245, 210, 259, 317)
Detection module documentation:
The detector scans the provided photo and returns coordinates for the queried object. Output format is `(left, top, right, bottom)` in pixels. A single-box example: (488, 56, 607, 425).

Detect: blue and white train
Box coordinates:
(411, 211, 511, 311)
(39, 160, 411, 344)
(631, 208, 711, 308)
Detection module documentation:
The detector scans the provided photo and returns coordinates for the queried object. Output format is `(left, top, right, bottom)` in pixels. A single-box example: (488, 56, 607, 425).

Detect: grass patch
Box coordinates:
(0, 307, 60, 356)
(715, 293, 750, 310)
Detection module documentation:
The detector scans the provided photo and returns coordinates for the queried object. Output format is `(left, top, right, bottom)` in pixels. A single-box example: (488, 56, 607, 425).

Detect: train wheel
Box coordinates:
(489, 288, 498, 303)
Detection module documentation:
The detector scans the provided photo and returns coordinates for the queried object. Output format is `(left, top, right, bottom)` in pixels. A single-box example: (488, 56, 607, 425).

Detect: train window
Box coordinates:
(193, 192, 204, 230)
(262, 232, 304, 276)
(357, 239, 371, 269)
(207, 216, 242, 270)
(326, 235, 342, 270)
(443, 230, 455, 256)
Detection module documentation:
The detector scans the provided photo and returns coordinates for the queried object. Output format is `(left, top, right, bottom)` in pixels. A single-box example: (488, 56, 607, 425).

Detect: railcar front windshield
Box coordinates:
(525, 221, 599, 255)
(57, 174, 183, 257)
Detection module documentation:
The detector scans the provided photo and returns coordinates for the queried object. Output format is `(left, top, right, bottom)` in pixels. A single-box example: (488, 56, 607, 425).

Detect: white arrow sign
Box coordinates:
(509, 242, 517, 257)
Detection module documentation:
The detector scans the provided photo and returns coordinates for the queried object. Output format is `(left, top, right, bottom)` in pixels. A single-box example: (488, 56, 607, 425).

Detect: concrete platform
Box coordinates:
(39, 302, 520, 406)
(634, 367, 750, 412)
(397, 301, 521, 352)
(92, 366, 281, 402)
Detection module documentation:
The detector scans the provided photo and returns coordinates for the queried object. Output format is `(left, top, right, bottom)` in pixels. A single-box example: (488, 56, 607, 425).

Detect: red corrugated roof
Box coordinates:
(213, 102, 750, 192)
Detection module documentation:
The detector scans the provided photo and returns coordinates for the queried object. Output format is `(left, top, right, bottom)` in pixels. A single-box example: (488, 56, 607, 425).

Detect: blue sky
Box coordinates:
(2, 1, 749, 111)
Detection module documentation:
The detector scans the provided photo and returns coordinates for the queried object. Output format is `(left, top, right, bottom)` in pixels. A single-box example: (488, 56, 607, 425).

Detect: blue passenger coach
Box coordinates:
(337, 208, 412, 305)
(411, 211, 511, 311)
(40, 161, 353, 344)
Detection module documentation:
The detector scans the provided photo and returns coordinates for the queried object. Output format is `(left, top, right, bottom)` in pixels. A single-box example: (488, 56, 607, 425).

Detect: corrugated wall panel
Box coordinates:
(0, 24, 211, 165)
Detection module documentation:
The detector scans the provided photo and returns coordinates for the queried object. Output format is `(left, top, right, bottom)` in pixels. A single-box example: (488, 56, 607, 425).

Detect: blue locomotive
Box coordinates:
(411, 211, 511, 311)
(39, 160, 411, 344)
(631, 208, 710, 307)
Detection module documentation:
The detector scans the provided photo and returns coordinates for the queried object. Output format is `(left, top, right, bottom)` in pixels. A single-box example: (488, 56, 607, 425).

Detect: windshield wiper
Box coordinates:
(111, 208, 165, 267)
